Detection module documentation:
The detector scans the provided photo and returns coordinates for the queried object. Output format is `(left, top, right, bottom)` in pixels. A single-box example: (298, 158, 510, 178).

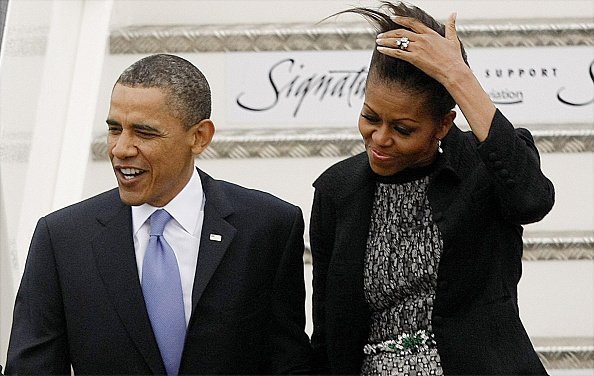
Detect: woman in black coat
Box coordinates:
(310, 2, 555, 375)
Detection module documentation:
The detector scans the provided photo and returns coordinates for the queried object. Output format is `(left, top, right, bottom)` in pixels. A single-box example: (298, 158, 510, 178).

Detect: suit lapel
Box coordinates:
(92, 192, 164, 374)
(190, 170, 237, 319)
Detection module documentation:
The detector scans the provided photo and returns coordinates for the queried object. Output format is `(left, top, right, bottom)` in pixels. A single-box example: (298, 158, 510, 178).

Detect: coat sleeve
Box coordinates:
(267, 206, 313, 374)
(5, 217, 71, 374)
(309, 187, 336, 374)
(476, 109, 555, 225)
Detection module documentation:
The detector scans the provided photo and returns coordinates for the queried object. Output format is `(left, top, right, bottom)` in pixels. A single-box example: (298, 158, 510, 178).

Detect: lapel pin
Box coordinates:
(209, 233, 222, 242)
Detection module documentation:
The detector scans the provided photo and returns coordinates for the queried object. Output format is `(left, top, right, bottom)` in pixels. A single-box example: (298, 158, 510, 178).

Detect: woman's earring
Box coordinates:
(438, 139, 443, 154)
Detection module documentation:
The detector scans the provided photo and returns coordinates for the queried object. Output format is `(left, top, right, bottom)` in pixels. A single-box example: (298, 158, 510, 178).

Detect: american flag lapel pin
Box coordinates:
(209, 233, 222, 242)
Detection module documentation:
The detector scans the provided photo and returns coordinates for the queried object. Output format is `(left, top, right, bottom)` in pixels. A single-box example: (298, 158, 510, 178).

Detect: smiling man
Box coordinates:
(5, 54, 312, 375)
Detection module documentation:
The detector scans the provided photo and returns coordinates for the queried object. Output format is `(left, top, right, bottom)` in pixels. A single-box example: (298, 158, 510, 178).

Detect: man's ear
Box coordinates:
(189, 118, 215, 155)
(437, 110, 456, 140)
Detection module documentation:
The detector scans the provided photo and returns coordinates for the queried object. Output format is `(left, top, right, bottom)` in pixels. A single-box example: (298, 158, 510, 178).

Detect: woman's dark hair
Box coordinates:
(333, 1, 469, 122)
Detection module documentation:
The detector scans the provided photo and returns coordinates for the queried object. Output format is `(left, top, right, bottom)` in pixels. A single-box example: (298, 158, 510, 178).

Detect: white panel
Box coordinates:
(225, 47, 594, 127)
(52, 0, 113, 210)
(14, 0, 84, 281)
(15, 0, 112, 281)
(520, 260, 594, 338)
(0, 173, 14, 374)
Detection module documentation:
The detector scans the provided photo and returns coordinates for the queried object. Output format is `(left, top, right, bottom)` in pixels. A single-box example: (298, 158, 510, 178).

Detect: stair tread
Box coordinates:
(533, 337, 594, 349)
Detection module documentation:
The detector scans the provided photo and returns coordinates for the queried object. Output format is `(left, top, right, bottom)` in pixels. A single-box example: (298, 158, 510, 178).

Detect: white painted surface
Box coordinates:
(108, 0, 594, 27)
(519, 260, 594, 338)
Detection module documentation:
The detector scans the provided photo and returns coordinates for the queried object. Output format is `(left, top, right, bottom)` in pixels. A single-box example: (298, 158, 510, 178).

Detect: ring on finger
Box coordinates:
(396, 36, 409, 51)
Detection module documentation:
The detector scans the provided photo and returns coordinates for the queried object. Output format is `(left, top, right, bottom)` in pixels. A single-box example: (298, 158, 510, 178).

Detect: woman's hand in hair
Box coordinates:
(375, 13, 467, 87)
(376, 12, 495, 141)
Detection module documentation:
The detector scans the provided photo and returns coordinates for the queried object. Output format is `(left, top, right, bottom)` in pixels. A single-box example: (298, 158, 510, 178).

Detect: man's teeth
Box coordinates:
(120, 168, 143, 180)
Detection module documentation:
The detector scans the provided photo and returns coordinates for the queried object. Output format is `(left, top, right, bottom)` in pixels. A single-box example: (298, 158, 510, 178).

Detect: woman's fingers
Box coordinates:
(375, 45, 405, 59)
(376, 29, 406, 40)
(390, 15, 434, 35)
(375, 32, 413, 49)
(378, 13, 459, 41)
(445, 12, 458, 41)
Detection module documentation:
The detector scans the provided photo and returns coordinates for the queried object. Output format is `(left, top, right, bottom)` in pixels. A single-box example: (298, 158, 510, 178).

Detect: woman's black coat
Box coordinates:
(310, 110, 555, 375)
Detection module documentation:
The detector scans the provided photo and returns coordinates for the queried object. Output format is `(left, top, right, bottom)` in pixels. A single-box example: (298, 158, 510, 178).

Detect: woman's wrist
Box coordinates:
(444, 65, 496, 141)
(440, 62, 475, 94)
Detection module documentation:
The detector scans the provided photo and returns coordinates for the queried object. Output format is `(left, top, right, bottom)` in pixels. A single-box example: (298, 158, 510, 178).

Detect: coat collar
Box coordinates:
(319, 124, 469, 202)
(322, 125, 469, 269)
(92, 189, 165, 374)
(435, 124, 474, 183)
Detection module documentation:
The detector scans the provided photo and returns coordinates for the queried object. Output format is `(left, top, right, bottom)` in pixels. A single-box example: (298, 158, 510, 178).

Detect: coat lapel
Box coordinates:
(335, 177, 375, 303)
(334, 153, 376, 269)
(190, 170, 237, 319)
(338, 181, 375, 266)
(330, 154, 375, 330)
(92, 191, 164, 374)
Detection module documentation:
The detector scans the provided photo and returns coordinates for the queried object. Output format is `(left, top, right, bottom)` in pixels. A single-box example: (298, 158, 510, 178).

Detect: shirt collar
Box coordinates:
(132, 168, 205, 235)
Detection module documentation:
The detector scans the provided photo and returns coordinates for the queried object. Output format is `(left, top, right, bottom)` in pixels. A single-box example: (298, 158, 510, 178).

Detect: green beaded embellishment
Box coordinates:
(363, 330, 436, 356)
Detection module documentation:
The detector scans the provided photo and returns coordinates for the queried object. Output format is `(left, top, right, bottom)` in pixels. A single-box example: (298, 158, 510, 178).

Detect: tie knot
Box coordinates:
(149, 209, 173, 236)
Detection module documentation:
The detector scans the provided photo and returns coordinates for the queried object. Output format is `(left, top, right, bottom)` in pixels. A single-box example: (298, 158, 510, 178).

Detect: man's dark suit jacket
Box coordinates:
(6, 168, 312, 374)
(310, 110, 554, 375)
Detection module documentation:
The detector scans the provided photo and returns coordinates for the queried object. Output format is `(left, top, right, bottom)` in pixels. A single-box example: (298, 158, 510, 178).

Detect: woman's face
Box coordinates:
(359, 79, 454, 176)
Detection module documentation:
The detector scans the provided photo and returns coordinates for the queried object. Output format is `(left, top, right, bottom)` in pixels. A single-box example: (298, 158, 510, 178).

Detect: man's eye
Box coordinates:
(108, 126, 121, 134)
(137, 131, 157, 138)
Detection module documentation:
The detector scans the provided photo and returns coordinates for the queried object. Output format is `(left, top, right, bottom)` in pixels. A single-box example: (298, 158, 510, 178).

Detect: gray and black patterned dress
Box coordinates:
(361, 165, 444, 376)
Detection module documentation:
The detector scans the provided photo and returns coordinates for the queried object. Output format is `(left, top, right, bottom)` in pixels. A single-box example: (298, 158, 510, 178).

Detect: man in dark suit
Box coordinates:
(5, 54, 312, 375)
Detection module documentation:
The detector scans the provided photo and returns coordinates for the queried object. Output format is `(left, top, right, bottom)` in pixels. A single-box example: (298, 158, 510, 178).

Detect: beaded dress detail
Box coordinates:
(361, 165, 444, 376)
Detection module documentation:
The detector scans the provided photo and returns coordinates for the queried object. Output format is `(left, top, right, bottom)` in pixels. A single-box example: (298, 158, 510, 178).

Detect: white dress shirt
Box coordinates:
(132, 168, 205, 326)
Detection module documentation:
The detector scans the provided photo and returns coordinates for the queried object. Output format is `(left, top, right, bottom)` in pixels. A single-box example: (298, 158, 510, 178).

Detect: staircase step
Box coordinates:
(108, 19, 594, 55)
(534, 337, 594, 369)
(87, 127, 594, 161)
(303, 231, 594, 264)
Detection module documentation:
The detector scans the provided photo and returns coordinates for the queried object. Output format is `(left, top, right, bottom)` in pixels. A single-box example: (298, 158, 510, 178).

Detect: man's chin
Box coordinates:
(117, 189, 144, 206)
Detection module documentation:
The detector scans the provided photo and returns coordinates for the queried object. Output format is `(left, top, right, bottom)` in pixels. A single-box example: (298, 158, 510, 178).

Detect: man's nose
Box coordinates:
(110, 132, 138, 159)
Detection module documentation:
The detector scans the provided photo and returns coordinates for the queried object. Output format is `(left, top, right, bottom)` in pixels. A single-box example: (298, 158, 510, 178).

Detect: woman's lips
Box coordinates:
(370, 147, 394, 162)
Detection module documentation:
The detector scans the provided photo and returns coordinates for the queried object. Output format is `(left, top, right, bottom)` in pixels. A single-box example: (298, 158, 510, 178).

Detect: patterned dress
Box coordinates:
(361, 165, 444, 376)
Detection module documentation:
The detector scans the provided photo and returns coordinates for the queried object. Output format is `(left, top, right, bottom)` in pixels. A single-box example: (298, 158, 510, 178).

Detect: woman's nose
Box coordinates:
(372, 124, 393, 146)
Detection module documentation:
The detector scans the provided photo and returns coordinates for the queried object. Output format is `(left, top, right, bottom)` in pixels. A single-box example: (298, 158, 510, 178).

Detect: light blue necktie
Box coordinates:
(142, 209, 186, 375)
